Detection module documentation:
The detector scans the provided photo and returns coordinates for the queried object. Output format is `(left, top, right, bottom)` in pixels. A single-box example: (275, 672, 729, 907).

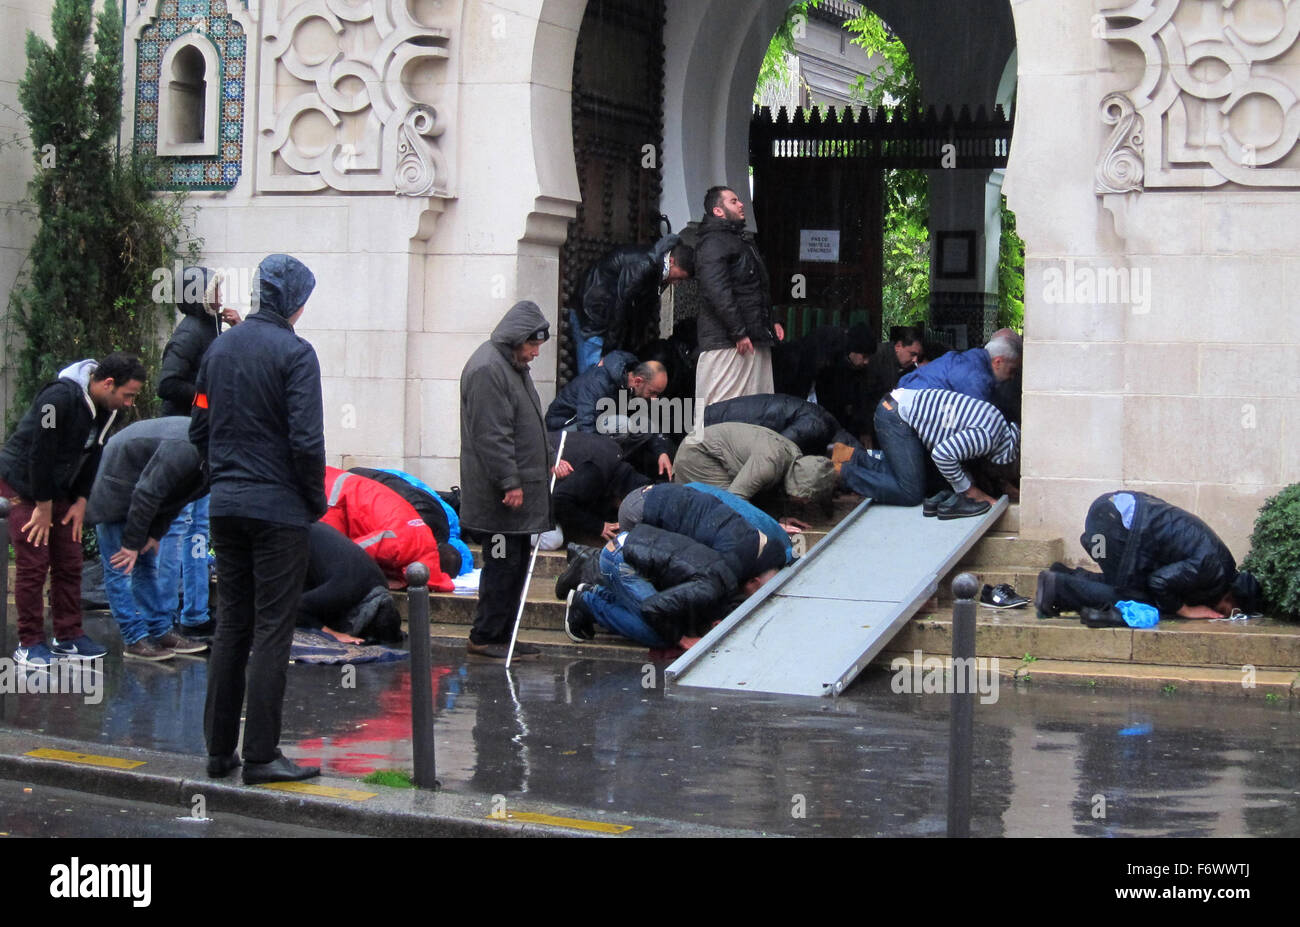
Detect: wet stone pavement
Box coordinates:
(2, 614, 1299, 837)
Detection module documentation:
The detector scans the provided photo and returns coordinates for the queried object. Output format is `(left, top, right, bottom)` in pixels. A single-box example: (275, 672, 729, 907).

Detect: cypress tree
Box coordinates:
(6, 0, 197, 429)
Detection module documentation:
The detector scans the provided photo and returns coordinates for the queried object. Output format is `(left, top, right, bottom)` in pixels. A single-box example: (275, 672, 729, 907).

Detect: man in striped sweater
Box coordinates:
(834, 388, 1020, 519)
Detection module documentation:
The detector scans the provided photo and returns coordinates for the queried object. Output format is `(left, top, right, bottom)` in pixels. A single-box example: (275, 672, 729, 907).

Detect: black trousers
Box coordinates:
(471, 533, 531, 645)
(206, 516, 310, 763)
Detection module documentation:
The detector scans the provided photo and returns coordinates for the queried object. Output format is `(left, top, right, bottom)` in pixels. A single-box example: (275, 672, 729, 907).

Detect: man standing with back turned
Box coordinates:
(191, 253, 326, 784)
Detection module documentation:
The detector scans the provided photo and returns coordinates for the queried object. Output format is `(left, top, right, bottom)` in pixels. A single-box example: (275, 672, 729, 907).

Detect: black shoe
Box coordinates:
(466, 640, 538, 660)
(564, 586, 596, 642)
(1080, 605, 1126, 628)
(936, 494, 991, 520)
(556, 545, 601, 600)
(206, 752, 241, 778)
(180, 619, 216, 639)
(923, 489, 957, 517)
(1034, 570, 1060, 619)
(979, 583, 1030, 609)
(242, 753, 321, 785)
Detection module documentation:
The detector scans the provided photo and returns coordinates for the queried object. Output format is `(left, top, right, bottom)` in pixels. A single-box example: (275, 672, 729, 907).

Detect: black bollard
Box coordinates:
(947, 571, 978, 838)
(404, 562, 440, 790)
(0, 497, 9, 662)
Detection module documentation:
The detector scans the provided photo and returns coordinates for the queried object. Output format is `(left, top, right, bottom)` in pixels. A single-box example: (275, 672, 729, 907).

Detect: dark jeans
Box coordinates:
(0, 478, 83, 646)
(205, 516, 310, 763)
(471, 533, 531, 645)
(838, 399, 928, 506)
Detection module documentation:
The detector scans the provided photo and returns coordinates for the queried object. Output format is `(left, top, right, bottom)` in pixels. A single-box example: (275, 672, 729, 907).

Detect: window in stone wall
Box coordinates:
(157, 33, 219, 157)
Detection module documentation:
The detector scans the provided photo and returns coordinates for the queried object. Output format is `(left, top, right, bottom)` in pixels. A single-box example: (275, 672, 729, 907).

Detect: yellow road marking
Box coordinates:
(256, 782, 377, 801)
(494, 810, 633, 834)
(24, 748, 145, 770)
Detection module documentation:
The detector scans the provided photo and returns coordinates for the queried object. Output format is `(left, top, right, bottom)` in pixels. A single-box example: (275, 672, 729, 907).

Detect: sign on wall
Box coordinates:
(799, 229, 841, 262)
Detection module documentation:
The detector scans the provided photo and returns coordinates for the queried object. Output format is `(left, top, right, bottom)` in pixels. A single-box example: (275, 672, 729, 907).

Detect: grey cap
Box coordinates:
(784, 455, 836, 502)
(618, 485, 651, 531)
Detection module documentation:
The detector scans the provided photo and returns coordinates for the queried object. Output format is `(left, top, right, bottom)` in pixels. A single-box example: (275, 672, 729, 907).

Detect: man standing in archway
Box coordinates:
(693, 186, 783, 414)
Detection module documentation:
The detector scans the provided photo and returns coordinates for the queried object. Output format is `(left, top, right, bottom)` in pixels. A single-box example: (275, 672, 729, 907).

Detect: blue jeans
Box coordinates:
(96, 522, 175, 644)
(570, 309, 604, 375)
(582, 546, 671, 648)
(157, 495, 210, 629)
(838, 399, 929, 506)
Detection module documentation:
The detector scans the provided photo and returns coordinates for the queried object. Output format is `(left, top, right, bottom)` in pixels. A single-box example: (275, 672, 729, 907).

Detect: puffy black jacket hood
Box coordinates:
(251, 254, 316, 320)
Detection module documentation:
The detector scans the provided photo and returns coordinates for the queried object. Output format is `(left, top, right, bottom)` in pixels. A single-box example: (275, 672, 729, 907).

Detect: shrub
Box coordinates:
(1241, 483, 1300, 621)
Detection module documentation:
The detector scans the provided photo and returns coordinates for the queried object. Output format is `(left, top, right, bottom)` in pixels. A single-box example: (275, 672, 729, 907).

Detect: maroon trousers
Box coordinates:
(0, 478, 85, 647)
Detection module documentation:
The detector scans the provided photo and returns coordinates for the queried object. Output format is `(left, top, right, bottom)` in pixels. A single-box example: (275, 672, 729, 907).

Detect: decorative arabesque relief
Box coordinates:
(257, 0, 451, 195)
(1099, 0, 1300, 190)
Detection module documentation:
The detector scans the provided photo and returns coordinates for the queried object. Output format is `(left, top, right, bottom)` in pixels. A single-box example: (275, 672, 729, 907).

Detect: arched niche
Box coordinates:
(157, 32, 220, 157)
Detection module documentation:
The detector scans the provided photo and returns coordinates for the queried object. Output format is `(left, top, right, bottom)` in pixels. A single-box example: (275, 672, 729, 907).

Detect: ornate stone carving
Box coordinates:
(1096, 92, 1145, 193)
(1100, 0, 1300, 188)
(256, 0, 452, 195)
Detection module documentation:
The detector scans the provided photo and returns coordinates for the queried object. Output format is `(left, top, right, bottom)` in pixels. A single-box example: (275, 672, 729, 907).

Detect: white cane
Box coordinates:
(506, 429, 567, 668)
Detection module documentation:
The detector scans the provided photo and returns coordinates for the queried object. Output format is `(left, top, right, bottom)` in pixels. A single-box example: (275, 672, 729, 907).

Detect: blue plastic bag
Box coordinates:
(1116, 600, 1159, 629)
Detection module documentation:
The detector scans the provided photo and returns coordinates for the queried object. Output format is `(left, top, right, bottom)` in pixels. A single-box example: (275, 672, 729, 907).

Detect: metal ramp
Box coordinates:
(664, 496, 1009, 698)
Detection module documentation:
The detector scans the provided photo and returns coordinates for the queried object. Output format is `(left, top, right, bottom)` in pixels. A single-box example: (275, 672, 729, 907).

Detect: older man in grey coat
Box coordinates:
(459, 300, 555, 658)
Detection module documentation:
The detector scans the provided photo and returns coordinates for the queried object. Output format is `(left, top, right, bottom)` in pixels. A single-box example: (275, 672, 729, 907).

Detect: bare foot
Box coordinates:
(322, 626, 365, 644)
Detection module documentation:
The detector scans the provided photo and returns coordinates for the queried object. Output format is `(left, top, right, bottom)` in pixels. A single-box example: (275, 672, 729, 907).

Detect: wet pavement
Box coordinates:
(0, 780, 354, 838)
(2, 613, 1299, 837)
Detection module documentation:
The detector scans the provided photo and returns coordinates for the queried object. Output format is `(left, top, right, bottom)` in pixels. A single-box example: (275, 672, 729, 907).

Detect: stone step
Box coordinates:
(874, 650, 1299, 698)
(894, 605, 1300, 671)
(957, 533, 1063, 569)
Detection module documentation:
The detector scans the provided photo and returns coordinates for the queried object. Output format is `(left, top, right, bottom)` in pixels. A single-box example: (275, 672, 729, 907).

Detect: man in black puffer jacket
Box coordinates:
(191, 253, 326, 785)
(561, 483, 786, 649)
(693, 186, 782, 409)
(703, 394, 859, 455)
(573, 236, 694, 371)
(1035, 491, 1262, 619)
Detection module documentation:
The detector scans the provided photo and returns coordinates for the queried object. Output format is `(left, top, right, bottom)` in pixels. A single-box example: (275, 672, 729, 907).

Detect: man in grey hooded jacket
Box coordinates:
(459, 300, 554, 658)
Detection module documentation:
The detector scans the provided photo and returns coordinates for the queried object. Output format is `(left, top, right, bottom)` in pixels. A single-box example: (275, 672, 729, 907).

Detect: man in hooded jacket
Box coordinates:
(155, 267, 240, 639)
(459, 300, 554, 659)
(190, 253, 326, 784)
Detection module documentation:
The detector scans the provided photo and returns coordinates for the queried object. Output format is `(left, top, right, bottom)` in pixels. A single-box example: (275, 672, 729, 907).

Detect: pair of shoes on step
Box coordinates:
(923, 489, 991, 520)
(124, 630, 209, 662)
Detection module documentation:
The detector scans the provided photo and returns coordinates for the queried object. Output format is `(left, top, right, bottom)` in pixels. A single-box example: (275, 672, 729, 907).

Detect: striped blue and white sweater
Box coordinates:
(892, 388, 1020, 492)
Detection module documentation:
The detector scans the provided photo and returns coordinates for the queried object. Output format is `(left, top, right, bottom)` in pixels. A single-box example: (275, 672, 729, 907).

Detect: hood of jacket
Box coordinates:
(491, 300, 550, 349)
(649, 232, 681, 264)
(56, 358, 118, 443)
(250, 254, 316, 320)
(176, 266, 219, 320)
(698, 214, 748, 238)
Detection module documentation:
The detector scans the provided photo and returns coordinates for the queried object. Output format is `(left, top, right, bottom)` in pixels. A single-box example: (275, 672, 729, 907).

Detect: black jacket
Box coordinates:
(1086, 492, 1241, 613)
(190, 254, 326, 527)
(157, 270, 224, 417)
(0, 359, 119, 502)
(622, 523, 738, 642)
(545, 350, 638, 432)
(84, 416, 208, 550)
(641, 482, 785, 585)
(578, 236, 676, 351)
(703, 394, 856, 455)
(694, 215, 774, 352)
(549, 430, 649, 538)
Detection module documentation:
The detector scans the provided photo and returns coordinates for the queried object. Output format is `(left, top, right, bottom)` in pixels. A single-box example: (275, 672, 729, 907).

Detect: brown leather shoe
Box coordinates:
(124, 639, 175, 661)
(152, 631, 209, 655)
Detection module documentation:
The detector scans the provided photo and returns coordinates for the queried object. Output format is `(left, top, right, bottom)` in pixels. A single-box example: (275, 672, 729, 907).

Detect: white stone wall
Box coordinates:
(1007, 0, 1300, 560)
